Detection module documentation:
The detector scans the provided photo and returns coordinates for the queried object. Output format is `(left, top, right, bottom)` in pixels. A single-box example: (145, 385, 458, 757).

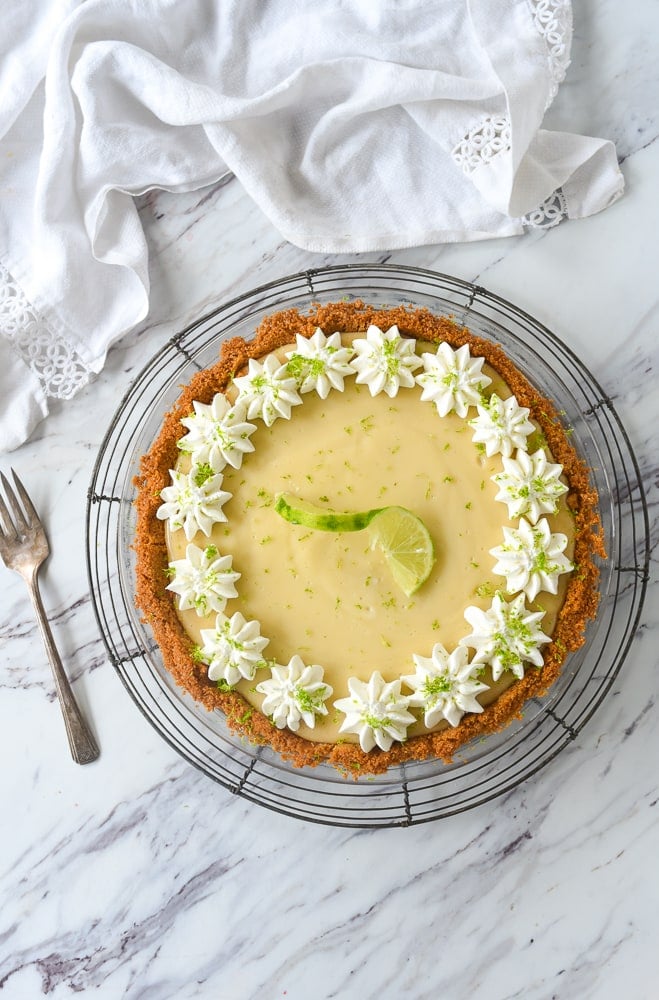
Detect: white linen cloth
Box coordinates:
(0, 0, 624, 451)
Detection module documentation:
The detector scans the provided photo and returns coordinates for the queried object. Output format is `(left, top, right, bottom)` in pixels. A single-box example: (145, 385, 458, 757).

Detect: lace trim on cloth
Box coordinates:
(451, 116, 512, 175)
(452, 2, 571, 175)
(526, 0, 572, 101)
(522, 188, 568, 228)
(0, 262, 92, 400)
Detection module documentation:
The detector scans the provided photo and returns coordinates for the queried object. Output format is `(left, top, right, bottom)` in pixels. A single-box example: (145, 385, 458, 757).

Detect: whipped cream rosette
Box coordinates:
(492, 448, 568, 523)
(233, 354, 302, 426)
(350, 324, 422, 397)
(199, 611, 269, 687)
(256, 656, 333, 731)
(490, 517, 573, 602)
(177, 393, 257, 472)
(470, 393, 535, 458)
(416, 341, 492, 417)
(402, 644, 489, 728)
(462, 593, 551, 680)
(334, 672, 416, 752)
(166, 542, 240, 616)
(284, 329, 355, 398)
(156, 466, 232, 540)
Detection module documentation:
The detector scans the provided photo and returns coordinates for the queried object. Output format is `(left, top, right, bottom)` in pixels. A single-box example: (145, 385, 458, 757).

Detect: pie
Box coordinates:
(134, 302, 602, 776)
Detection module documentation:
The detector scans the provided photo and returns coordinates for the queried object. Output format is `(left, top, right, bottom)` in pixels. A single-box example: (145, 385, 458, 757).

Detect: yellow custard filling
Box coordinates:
(165, 343, 573, 745)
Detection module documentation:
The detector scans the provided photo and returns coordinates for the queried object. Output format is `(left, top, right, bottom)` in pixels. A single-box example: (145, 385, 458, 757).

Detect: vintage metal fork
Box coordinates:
(0, 469, 99, 764)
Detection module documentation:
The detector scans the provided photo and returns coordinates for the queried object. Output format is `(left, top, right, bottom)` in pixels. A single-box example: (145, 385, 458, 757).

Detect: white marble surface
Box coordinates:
(1, 7, 658, 999)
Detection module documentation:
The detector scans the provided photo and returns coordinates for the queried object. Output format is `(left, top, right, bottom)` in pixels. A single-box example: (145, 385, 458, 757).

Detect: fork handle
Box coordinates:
(27, 578, 100, 765)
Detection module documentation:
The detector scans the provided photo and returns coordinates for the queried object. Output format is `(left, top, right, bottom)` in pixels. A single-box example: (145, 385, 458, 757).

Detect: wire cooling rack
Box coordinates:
(86, 265, 649, 828)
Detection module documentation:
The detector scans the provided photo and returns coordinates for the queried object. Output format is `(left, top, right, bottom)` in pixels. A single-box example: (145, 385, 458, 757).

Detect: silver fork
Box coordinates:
(0, 469, 99, 764)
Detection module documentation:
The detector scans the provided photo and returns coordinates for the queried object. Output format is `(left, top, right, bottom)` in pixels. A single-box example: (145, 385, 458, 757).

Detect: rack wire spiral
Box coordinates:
(86, 265, 649, 828)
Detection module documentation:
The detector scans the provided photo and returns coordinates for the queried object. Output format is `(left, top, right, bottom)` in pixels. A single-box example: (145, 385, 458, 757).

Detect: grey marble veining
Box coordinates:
(1, 5, 658, 999)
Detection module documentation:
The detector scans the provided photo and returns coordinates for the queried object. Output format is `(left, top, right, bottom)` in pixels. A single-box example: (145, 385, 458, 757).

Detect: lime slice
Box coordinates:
(367, 506, 435, 597)
(274, 492, 435, 596)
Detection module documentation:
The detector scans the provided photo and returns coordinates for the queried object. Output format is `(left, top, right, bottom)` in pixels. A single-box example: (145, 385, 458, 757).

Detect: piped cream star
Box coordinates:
(416, 342, 491, 417)
(334, 671, 415, 751)
(350, 325, 421, 398)
(490, 517, 573, 601)
(402, 644, 488, 727)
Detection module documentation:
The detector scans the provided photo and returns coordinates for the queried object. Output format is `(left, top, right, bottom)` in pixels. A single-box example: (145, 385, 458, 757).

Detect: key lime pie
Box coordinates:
(134, 302, 602, 776)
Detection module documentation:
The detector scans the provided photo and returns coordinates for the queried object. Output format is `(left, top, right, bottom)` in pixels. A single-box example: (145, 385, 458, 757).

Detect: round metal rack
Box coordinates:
(86, 264, 649, 828)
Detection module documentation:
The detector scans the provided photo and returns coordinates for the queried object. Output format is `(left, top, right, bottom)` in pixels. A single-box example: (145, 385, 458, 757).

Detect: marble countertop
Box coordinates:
(1, 8, 658, 1000)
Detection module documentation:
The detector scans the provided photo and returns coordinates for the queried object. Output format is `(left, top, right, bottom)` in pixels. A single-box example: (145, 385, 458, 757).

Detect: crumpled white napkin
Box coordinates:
(0, 0, 624, 451)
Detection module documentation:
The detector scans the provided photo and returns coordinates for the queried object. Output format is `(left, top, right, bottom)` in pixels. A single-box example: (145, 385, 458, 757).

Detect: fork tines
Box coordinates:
(0, 468, 39, 539)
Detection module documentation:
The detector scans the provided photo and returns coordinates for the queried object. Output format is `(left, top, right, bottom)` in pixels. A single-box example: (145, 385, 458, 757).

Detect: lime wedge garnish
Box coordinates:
(366, 505, 436, 597)
(274, 492, 383, 531)
(274, 492, 435, 596)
